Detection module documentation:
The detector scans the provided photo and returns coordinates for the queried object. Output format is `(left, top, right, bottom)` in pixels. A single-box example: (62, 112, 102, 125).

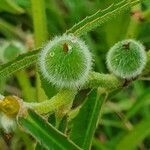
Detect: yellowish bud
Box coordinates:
(0, 96, 20, 117)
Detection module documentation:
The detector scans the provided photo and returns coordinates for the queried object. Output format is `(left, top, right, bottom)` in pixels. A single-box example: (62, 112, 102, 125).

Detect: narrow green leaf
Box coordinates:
(0, 0, 24, 14)
(0, 50, 39, 80)
(70, 89, 106, 150)
(19, 109, 82, 150)
(116, 117, 150, 150)
(66, 0, 140, 36)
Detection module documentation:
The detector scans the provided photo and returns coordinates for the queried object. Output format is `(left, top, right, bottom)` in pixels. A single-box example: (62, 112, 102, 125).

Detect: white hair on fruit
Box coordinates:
(38, 34, 92, 89)
(106, 39, 147, 79)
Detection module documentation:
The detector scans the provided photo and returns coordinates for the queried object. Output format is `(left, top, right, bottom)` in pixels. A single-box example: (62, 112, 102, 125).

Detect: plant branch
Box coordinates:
(31, 0, 48, 47)
(84, 72, 124, 90)
(24, 89, 76, 114)
(31, 0, 49, 101)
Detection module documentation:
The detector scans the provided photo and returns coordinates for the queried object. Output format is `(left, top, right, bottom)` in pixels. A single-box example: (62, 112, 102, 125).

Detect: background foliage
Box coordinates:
(0, 0, 150, 150)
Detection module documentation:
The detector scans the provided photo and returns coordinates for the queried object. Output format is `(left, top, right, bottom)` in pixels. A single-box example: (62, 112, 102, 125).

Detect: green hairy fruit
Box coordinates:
(38, 34, 92, 89)
(106, 39, 147, 79)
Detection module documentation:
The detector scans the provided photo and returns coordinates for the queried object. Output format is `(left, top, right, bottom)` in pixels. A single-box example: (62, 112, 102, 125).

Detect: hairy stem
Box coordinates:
(23, 71, 123, 115)
(84, 72, 124, 90)
(24, 89, 76, 114)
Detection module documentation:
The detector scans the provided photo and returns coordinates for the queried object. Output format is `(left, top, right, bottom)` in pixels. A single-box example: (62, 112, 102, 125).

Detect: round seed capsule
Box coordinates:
(106, 39, 147, 79)
(38, 34, 92, 89)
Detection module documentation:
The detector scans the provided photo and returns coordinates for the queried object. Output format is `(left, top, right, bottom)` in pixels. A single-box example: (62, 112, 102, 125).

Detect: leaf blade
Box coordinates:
(70, 89, 106, 150)
(0, 50, 39, 80)
(66, 0, 140, 36)
(19, 109, 82, 150)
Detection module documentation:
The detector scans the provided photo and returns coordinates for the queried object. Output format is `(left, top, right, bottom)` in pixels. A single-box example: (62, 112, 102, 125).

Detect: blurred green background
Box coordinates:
(0, 0, 150, 149)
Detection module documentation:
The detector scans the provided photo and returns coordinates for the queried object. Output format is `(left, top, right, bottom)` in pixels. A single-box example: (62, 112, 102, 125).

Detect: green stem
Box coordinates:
(31, 0, 48, 101)
(126, 6, 150, 38)
(16, 70, 35, 102)
(84, 72, 124, 90)
(24, 89, 76, 114)
(31, 0, 48, 47)
(125, 4, 140, 38)
(21, 71, 124, 117)
(125, 16, 140, 38)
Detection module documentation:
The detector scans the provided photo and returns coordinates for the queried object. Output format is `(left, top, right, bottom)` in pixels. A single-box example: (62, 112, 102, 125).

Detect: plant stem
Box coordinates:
(125, 4, 141, 38)
(84, 72, 124, 90)
(126, 6, 150, 38)
(24, 89, 76, 114)
(31, 0, 48, 101)
(31, 0, 48, 47)
(16, 70, 35, 102)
